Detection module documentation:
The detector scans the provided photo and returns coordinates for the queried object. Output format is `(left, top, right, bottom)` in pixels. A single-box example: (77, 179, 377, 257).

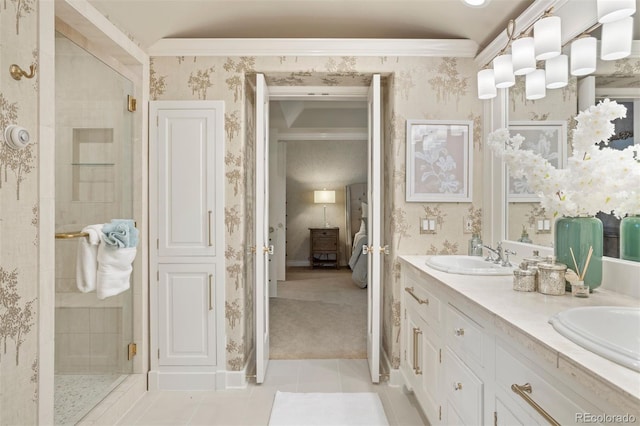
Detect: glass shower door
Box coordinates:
(53, 31, 134, 425)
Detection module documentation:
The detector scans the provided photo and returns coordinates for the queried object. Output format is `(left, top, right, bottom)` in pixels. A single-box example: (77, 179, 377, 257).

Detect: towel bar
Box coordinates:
(55, 231, 90, 239)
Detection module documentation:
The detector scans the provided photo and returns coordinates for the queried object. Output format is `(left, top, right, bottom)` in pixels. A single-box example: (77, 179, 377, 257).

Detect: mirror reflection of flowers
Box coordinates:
(415, 131, 462, 194)
(488, 99, 640, 218)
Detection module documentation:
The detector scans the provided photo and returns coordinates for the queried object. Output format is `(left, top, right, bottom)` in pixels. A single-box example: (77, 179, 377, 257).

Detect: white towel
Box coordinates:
(96, 244, 137, 299)
(76, 224, 104, 293)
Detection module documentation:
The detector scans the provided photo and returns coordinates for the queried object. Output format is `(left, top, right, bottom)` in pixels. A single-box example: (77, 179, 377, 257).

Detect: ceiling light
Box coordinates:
(534, 15, 561, 60)
(601, 16, 634, 60)
(493, 54, 515, 88)
(545, 54, 568, 89)
(461, 0, 491, 7)
(512, 36, 536, 76)
(526, 69, 546, 100)
(597, 0, 636, 23)
(571, 36, 597, 76)
(477, 69, 497, 99)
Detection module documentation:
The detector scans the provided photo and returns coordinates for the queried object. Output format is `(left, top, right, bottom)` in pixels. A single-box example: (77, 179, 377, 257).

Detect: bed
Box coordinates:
(346, 182, 368, 288)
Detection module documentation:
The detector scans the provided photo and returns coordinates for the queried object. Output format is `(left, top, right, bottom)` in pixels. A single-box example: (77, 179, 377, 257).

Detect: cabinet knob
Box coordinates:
(454, 328, 465, 336)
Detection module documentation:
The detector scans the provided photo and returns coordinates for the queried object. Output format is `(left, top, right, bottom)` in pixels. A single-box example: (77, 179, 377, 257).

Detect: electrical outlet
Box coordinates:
(463, 216, 474, 234)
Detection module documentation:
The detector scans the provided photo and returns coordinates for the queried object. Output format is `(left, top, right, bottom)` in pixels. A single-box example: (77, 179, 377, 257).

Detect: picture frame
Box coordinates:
(507, 121, 567, 202)
(406, 120, 473, 202)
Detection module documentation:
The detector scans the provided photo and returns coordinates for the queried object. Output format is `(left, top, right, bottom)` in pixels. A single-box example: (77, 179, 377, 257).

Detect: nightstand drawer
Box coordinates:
(309, 227, 339, 269)
(312, 237, 337, 251)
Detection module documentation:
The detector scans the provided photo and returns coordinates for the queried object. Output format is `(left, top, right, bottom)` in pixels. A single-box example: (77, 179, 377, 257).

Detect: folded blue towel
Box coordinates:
(102, 219, 139, 248)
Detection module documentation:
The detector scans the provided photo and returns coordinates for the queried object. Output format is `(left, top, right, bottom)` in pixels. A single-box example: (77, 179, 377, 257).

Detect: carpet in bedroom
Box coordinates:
(269, 268, 367, 359)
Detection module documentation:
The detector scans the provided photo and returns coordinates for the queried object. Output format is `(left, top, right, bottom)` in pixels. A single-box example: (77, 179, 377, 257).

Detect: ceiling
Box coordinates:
(87, 0, 534, 52)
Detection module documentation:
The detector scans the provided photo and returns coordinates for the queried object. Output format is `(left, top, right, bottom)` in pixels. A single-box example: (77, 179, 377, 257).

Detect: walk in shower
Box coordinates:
(54, 32, 134, 425)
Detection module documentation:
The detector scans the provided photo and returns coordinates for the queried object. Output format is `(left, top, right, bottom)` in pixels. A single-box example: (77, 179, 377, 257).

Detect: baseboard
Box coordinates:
(226, 349, 254, 389)
(381, 349, 404, 387)
(148, 370, 222, 391)
(286, 260, 311, 267)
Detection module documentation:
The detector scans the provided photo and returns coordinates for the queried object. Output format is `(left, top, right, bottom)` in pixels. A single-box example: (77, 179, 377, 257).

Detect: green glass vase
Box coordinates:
(554, 216, 603, 291)
(620, 215, 640, 262)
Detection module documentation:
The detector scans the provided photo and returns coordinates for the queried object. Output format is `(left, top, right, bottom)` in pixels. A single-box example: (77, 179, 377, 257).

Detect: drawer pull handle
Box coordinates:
(454, 328, 465, 336)
(511, 383, 561, 426)
(412, 327, 423, 375)
(405, 287, 429, 305)
(208, 210, 213, 246)
(453, 382, 463, 391)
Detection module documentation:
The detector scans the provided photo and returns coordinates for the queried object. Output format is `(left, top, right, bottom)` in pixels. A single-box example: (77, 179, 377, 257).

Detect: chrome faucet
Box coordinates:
(482, 242, 504, 264)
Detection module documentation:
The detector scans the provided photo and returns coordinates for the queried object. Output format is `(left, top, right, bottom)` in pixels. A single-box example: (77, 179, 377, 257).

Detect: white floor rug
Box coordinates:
(269, 391, 389, 426)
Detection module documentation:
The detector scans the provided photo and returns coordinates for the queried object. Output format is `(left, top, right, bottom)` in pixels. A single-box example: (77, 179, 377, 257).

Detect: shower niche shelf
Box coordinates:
(72, 128, 116, 202)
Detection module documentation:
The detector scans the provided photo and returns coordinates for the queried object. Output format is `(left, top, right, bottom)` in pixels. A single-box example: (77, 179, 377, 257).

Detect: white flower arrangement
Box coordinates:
(488, 99, 640, 218)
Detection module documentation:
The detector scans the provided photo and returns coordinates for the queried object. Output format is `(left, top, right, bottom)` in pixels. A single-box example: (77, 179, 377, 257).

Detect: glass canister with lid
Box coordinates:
(537, 256, 567, 295)
(513, 268, 536, 292)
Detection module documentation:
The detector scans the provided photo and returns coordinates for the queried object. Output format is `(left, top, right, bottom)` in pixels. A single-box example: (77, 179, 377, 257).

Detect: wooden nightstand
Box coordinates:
(309, 227, 339, 269)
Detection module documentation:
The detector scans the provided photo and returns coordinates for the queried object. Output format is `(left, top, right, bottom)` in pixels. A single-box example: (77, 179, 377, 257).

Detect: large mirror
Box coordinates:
(503, 2, 640, 259)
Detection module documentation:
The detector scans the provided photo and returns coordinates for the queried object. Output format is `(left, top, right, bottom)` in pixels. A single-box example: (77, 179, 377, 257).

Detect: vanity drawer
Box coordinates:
(495, 341, 594, 425)
(444, 347, 483, 426)
(403, 274, 441, 326)
(446, 304, 484, 368)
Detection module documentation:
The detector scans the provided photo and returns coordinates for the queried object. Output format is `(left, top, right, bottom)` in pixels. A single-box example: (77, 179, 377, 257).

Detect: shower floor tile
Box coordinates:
(55, 374, 126, 425)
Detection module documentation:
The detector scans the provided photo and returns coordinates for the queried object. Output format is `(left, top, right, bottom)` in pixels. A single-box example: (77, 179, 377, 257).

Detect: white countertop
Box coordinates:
(399, 255, 640, 405)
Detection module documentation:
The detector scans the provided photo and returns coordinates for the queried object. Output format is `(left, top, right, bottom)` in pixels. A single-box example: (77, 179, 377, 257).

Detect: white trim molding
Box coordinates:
(148, 38, 478, 57)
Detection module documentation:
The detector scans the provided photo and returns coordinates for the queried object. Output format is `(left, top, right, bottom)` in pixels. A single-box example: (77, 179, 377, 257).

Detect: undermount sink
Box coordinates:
(549, 306, 640, 372)
(424, 255, 514, 276)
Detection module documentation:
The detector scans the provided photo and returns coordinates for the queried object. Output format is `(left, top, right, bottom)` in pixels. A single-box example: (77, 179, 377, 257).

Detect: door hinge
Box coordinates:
(404, 309, 406, 320)
(157, 238, 159, 249)
(494, 411, 498, 426)
(157, 270, 159, 281)
(439, 348, 442, 363)
(439, 406, 442, 421)
(157, 349, 160, 359)
(127, 95, 137, 112)
(127, 342, 137, 360)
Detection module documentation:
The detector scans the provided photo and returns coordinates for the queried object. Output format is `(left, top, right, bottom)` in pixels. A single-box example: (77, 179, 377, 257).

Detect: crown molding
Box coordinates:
(147, 38, 478, 57)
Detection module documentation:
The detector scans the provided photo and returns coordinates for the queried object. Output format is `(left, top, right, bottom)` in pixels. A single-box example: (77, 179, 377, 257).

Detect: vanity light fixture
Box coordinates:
(570, 35, 597, 76)
(545, 54, 569, 89)
(493, 54, 515, 88)
(600, 16, 634, 60)
(476, 2, 635, 100)
(525, 69, 546, 100)
(597, 0, 636, 23)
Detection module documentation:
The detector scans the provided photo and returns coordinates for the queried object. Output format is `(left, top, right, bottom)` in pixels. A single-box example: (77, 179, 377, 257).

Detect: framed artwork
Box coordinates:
(406, 120, 473, 202)
(507, 121, 567, 202)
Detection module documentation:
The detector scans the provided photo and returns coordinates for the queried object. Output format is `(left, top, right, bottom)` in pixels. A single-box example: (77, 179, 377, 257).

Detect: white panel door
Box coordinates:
(367, 74, 382, 383)
(158, 263, 216, 366)
(156, 108, 219, 257)
(255, 74, 271, 383)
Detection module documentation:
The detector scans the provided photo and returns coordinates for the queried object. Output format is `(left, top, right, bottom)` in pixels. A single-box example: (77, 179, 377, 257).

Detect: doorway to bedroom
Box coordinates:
(267, 96, 369, 361)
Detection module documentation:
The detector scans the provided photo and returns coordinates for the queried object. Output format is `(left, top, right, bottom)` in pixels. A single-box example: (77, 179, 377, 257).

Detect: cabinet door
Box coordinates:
(156, 106, 222, 257)
(158, 264, 216, 366)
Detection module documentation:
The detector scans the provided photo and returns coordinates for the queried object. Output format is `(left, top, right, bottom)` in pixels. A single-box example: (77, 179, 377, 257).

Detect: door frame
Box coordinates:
(256, 78, 384, 382)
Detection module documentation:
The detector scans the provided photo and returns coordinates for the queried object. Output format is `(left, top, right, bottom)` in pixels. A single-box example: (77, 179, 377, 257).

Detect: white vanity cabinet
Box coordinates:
(149, 101, 226, 390)
(399, 256, 640, 426)
(401, 266, 443, 423)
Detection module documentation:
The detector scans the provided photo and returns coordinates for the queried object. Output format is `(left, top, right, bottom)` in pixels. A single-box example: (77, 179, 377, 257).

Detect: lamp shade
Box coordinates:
(534, 15, 561, 60)
(526, 69, 546, 100)
(571, 36, 597, 76)
(477, 69, 497, 99)
(601, 17, 633, 60)
(314, 190, 335, 204)
(493, 54, 515, 88)
(545, 54, 568, 89)
(512, 36, 536, 76)
(597, 0, 636, 23)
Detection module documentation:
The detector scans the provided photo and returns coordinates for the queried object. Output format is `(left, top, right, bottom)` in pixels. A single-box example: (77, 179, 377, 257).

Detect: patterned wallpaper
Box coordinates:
(150, 55, 484, 371)
(0, 0, 40, 423)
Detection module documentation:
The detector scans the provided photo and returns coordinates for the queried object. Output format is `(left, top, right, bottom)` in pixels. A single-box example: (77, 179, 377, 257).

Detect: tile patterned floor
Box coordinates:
(55, 374, 126, 425)
(116, 359, 428, 425)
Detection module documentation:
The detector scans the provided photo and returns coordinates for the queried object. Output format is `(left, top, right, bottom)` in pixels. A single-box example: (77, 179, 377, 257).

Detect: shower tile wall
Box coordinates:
(55, 307, 124, 373)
